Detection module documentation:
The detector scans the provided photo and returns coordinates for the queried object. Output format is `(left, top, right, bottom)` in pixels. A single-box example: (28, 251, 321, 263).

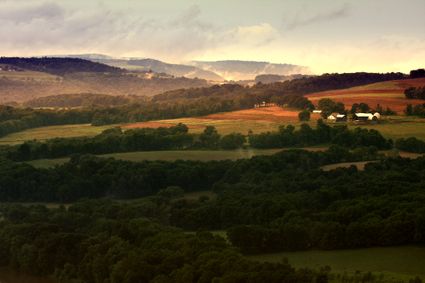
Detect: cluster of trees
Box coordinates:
(396, 137, 425, 153)
(405, 104, 425, 117)
(410, 69, 425, 78)
(317, 99, 346, 118)
(0, 57, 123, 75)
(405, 87, 425, 100)
(5, 125, 245, 161)
(0, 201, 328, 283)
(249, 120, 392, 150)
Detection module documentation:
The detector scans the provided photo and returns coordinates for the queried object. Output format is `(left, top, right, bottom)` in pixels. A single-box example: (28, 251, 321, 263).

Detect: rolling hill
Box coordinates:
(0, 57, 209, 103)
(305, 78, 425, 113)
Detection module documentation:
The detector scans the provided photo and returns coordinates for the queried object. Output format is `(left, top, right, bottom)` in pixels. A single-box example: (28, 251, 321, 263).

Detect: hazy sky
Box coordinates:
(1, 0, 424, 74)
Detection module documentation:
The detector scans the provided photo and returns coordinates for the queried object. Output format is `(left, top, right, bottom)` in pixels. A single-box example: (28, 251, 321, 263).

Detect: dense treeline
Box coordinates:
(0, 147, 378, 202)
(0, 57, 122, 75)
(5, 124, 245, 161)
(0, 201, 328, 283)
(2, 148, 425, 254)
(249, 120, 392, 149)
(405, 87, 425, 100)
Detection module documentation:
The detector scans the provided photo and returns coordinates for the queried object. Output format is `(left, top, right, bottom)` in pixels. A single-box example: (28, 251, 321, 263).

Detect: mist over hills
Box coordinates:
(192, 60, 310, 81)
(51, 54, 309, 81)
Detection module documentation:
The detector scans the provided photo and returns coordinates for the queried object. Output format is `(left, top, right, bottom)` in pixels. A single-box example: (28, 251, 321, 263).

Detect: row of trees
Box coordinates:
(5, 125, 245, 161)
(249, 120, 392, 149)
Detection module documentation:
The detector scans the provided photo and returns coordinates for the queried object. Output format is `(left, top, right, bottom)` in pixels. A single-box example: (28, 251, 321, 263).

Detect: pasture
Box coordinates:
(249, 246, 425, 280)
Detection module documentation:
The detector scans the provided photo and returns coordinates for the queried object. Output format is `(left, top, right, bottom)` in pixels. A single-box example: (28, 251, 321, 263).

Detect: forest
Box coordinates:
(0, 200, 331, 283)
(0, 146, 424, 282)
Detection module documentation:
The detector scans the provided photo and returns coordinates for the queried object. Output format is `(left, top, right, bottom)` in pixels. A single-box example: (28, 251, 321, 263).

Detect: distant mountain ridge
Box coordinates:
(51, 54, 309, 81)
(192, 60, 310, 81)
(126, 59, 224, 81)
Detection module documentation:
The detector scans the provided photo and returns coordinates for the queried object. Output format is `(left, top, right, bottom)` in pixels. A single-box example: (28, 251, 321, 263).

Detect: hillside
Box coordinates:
(23, 93, 146, 108)
(0, 57, 122, 75)
(305, 78, 425, 112)
(0, 58, 209, 103)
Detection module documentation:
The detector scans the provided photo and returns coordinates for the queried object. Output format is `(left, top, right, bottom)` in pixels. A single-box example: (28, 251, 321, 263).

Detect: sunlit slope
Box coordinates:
(305, 78, 425, 112)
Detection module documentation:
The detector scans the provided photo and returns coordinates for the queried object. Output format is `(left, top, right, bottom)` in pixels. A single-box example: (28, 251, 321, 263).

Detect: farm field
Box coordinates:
(25, 148, 286, 168)
(249, 246, 425, 280)
(2, 105, 425, 146)
(306, 78, 425, 113)
(0, 124, 114, 145)
(122, 106, 319, 135)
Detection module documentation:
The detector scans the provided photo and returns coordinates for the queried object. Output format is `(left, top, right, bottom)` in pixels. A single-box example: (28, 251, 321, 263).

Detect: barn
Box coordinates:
(327, 113, 347, 122)
(354, 112, 380, 123)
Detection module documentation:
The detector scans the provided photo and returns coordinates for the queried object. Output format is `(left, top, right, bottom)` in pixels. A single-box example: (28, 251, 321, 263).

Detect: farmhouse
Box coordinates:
(327, 113, 347, 122)
(354, 112, 381, 123)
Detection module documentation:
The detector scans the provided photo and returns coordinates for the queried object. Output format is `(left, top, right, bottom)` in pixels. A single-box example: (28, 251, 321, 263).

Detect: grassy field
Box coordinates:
(25, 149, 286, 168)
(249, 246, 425, 280)
(0, 124, 113, 145)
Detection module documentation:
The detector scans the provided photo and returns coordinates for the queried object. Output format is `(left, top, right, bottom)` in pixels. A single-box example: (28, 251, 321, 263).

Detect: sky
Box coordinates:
(0, 0, 424, 74)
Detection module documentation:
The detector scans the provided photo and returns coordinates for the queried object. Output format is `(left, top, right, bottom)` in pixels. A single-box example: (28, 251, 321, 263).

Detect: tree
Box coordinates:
(318, 98, 345, 118)
(220, 133, 245, 149)
(298, 110, 311, 122)
(199, 126, 220, 148)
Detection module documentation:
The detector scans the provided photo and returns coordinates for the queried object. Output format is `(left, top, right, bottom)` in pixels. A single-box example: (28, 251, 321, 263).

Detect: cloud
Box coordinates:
(285, 3, 350, 30)
(0, 1, 64, 23)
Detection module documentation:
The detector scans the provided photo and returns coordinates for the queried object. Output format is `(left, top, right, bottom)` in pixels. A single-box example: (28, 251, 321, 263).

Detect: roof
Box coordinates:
(355, 113, 373, 118)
